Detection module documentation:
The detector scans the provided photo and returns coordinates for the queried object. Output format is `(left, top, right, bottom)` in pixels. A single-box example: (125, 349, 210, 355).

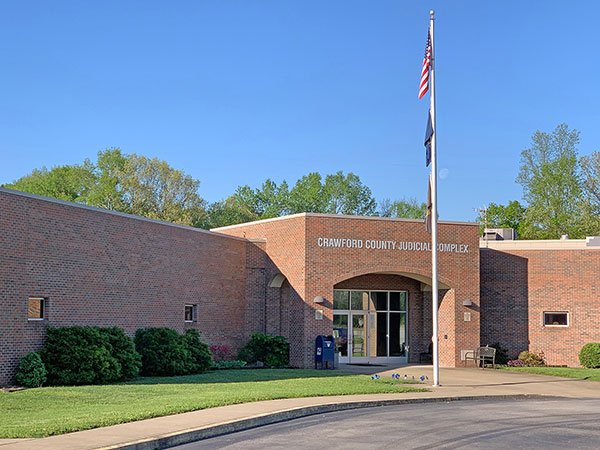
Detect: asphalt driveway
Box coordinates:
(174, 397, 600, 449)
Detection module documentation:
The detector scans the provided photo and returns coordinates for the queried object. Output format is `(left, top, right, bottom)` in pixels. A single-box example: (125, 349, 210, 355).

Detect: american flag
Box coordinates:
(418, 31, 431, 99)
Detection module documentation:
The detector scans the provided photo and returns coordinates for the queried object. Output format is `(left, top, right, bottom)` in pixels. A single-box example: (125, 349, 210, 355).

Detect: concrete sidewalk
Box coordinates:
(1, 366, 598, 450)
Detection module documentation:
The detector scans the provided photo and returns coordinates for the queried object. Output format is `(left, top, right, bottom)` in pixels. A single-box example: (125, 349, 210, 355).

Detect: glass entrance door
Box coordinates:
(350, 313, 368, 361)
(333, 289, 408, 364)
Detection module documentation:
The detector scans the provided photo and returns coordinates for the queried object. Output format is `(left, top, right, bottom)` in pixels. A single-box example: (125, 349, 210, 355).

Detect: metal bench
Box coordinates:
(419, 342, 433, 364)
(465, 346, 496, 368)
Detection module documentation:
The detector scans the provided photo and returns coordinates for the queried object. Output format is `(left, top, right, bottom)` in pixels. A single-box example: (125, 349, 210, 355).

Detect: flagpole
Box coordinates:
(429, 9, 440, 387)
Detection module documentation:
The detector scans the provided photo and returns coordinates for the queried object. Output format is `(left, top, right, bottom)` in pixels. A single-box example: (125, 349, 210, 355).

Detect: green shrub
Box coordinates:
(40, 327, 121, 385)
(518, 350, 546, 367)
(182, 329, 213, 374)
(15, 352, 47, 388)
(100, 327, 142, 380)
(238, 333, 289, 368)
(134, 328, 192, 376)
(579, 343, 600, 368)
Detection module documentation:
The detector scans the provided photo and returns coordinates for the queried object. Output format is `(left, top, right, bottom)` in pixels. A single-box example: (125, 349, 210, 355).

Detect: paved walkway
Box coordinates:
(1, 366, 598, 450)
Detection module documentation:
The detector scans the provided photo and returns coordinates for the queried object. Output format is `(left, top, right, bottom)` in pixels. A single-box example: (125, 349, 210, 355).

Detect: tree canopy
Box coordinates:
(288, 171, 377, 216)
(477, 200, 526, 237)
(481, 124, 599, 239)
(379, 198, 427, 220)
(203, 171, 381, 228)
(4, 149, 207, 227)
(5, 154, 427, 229)
(516, 124, 583, 238)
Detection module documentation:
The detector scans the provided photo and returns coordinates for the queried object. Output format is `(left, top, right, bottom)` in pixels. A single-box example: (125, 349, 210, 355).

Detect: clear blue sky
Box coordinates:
(1, 1, 598, 221)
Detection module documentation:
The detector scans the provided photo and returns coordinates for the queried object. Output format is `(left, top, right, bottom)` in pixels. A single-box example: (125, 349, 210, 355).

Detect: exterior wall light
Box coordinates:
(313, 296, 325, 304)
(462, 300, 473, 307)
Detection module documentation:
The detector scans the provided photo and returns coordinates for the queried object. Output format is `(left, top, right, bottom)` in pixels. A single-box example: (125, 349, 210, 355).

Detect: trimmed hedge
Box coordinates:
(183, 329, 213, 374)
(39, 326, 140, 385)
(135, 328, 212, 376)
(41, 327, 118, 385)
(101, 327, 142, 380)
(15, 352, 47, 388)
(579, 343, 600, 369)
(238, 333, 289, 368)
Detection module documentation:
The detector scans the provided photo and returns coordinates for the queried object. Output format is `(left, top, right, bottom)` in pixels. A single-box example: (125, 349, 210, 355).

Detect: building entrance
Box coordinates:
(333, 289, 408, 364)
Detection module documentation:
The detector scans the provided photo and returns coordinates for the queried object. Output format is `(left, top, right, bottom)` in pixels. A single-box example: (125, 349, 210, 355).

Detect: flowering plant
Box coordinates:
(210, 344, 231, 362)
(507, 359, 525, 367)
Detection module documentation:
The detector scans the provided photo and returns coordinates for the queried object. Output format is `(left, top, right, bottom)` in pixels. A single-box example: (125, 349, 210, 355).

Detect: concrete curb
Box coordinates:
(103, 394, 545, 450)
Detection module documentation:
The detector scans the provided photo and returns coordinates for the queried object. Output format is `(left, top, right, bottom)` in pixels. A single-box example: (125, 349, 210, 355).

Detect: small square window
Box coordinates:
(28, 297, 46, 320)
(544, 311, 568, 327)
(184, 304, 197, 323)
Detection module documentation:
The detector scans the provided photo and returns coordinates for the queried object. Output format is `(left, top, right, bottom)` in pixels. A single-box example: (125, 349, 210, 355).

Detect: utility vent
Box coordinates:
(586, 236, 600, 247)
(482, 228, 516, 241)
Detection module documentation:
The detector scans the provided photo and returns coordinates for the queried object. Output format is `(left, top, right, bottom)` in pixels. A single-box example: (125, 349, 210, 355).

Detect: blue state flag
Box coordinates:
(424, 110, 433, 167)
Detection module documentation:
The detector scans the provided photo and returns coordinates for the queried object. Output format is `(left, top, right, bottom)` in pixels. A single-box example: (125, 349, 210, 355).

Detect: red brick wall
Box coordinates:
(0, 189, 251, 386)
(1, 187, 496, 384)
(480, 248, 600, 367)
(304, 215, 480, 368)
(214, 216, 308, 366)
(480, 249, 529, 359)
(216, 214, 481, 367)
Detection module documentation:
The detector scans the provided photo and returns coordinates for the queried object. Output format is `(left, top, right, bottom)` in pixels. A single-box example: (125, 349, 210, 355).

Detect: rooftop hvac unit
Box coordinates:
(586, 236, 600, 247)
(482, 228, 516, 241)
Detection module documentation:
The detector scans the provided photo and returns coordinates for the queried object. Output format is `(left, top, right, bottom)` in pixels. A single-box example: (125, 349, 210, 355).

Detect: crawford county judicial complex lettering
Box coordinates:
(316, 237, 470, 253)
(0, 187, 599, 385)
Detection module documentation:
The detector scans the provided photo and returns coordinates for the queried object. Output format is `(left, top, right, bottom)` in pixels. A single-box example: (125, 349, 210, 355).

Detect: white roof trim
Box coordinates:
(480, 238, 600, 250)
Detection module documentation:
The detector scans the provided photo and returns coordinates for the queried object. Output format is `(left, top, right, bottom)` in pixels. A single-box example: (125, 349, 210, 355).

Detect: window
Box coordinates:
(184, 304, 197, 323)
(543, 311, 568, 327)
(28, 297, 46, 320)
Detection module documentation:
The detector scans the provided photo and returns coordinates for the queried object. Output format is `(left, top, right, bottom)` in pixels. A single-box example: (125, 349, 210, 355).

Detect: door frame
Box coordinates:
(333, 289, 409, 364)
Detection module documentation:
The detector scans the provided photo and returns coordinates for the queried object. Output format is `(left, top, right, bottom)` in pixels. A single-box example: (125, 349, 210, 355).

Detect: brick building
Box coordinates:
(1, 187, 598, 385)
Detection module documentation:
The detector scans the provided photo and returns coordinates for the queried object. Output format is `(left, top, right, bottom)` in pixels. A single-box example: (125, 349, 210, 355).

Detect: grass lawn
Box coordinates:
(499, 366, 600, 381)
(0, 369, 426, 438)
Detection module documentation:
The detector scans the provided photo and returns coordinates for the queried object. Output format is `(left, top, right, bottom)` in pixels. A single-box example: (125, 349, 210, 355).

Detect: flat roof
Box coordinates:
(212, 212, 478, 231)
(480, 237, 600, 250)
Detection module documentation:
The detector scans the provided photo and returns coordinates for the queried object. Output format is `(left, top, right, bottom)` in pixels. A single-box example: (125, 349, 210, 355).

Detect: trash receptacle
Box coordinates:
(315, 335, 335, 369)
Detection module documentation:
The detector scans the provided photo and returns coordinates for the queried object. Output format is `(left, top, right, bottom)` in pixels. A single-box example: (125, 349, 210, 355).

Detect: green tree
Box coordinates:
(579, 151, 600, 235)
(3, 149, 207, 227)
(323, 171, 377, 216)
(231, 180, 290, 219)
(580, 151, 600, 212)
(477, 200, 527, 237)
(119, 154, 206, 225)
(204, 171, 377, 228)
(288, 172, 328, 213)
(204, 197, 260, 229)
(516, 124, 584, 239)
(379, 198, 427, 219)
(5, 165, 95, 202)
(287, 171, 376, 216)
(85, 148, 128, 211)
